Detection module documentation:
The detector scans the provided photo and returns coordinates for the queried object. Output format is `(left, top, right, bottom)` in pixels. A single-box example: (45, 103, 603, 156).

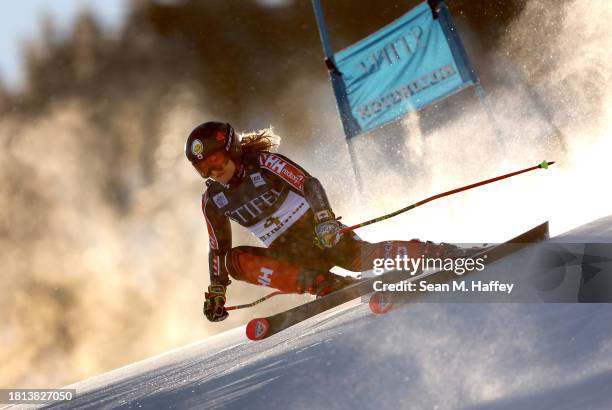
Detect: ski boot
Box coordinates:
(297, 269, 359, 298)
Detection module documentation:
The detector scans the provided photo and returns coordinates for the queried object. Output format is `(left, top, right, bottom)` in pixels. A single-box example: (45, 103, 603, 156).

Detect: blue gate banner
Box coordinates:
(334, 1, 473, 137)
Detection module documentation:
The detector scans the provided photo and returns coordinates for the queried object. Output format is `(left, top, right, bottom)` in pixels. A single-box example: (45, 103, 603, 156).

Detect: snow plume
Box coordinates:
(0, 93, 184, 387)
(324, 0, 612, 244)
(500, 0, 612, 234)
(0, 88, 308, 388)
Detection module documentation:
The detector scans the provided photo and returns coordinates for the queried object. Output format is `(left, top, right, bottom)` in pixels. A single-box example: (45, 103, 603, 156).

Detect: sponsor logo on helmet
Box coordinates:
(215, 131, 225, 141)
(191, 139, 204, 160)
(212, 192, 229, 208)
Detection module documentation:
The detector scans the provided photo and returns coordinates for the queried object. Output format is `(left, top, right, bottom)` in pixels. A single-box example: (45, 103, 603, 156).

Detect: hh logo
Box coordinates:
(260, 153, 305, 191)
(262, 155, 287, 173)
(258, 267, 273, 287)
(264, 216, 281, 228)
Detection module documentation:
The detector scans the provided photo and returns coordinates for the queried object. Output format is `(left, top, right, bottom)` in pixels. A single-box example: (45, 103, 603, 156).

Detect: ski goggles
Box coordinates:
(194, 150, 230, 178)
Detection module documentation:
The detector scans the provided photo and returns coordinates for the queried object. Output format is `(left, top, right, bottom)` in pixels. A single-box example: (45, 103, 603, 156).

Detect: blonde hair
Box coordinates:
(239, 127, 280, 155)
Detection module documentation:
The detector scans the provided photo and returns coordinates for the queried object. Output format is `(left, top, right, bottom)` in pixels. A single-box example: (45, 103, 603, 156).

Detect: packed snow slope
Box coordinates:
(34, 216, 612, 410)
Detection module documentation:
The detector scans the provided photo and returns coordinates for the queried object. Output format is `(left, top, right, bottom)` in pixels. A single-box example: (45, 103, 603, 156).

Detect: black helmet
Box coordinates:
(185, 122, 242, 164)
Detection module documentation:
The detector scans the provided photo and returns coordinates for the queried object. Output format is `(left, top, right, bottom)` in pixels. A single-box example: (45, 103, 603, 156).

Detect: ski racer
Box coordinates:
(186, 122, 460, 322)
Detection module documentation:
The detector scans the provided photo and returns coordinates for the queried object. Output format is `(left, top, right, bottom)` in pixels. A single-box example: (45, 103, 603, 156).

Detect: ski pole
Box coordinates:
(225, 291, 286, 311)
(340, 160, 555, 234)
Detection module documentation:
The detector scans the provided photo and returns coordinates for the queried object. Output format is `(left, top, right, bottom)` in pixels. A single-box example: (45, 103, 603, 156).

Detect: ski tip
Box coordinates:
(246, 318, 270, 341)
(539, 160, 555, 169)
(369, 291, 394, 315)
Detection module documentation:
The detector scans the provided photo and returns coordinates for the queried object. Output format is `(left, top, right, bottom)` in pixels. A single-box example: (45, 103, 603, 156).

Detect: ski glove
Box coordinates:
(314, 218, 343, 249)
(204, 283, 229, 322)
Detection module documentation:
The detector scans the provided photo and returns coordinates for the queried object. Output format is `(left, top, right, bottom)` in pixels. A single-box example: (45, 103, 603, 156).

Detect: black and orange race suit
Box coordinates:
(202, 152, 427, 294)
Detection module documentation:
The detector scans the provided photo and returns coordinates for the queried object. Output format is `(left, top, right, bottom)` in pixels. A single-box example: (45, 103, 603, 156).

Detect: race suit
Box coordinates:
(202, 152, 435, 293)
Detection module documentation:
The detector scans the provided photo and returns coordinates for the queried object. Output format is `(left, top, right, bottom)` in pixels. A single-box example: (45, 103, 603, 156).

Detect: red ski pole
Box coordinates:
(340, 160, 555, 234)
(225, 291, 286, 311)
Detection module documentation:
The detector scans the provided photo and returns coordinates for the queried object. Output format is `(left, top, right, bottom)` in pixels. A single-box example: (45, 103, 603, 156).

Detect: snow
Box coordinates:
(22, 216, 612, 409)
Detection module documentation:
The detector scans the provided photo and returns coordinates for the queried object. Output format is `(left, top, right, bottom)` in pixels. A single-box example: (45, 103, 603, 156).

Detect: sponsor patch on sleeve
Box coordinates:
(259, 153, 305, 192)
(250, 172, 266, 188)
(212, 192, 229, 208)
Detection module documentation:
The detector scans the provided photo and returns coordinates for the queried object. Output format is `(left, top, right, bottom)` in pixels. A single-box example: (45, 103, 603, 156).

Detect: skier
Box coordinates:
(187, 122, 458, 322)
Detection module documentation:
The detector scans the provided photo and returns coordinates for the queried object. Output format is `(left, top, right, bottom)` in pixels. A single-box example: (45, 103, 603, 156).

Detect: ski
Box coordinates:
(246, 221, 549, 341)
(367, 223, 546, 312)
